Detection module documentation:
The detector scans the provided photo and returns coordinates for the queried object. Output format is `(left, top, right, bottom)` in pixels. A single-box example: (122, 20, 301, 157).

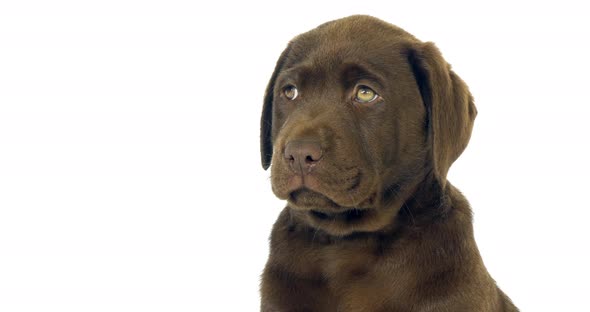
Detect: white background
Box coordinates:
(1, 0, 589, 311)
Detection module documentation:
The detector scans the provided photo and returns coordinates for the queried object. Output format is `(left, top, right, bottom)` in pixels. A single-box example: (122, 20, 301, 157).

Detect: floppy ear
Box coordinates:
(407, 42, 477, 186)
(261, 44, 292, 170)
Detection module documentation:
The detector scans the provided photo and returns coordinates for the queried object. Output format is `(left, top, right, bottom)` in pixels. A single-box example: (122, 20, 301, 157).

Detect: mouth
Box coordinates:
(309, 208, 368, 222)
(288, 188, 375, 229)
(281, 169, 366, 205)
(286, 185, 392, 237)
(288, 188, 373, 217)
(288, 188, 341, 210)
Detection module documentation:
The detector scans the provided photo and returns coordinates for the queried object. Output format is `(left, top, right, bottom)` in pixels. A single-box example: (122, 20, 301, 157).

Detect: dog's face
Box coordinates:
(261, 16, 477, 236)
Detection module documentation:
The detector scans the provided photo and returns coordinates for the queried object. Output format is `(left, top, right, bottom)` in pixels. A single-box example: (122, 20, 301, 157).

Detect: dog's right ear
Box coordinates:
(261, 44, 292, 170)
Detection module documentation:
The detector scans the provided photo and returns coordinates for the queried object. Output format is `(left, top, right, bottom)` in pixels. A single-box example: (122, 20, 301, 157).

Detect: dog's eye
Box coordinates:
(283, 85, 298, 100)
(355, 86, 378, 103)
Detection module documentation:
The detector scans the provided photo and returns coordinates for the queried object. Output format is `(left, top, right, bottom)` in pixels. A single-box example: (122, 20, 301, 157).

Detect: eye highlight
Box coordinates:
(355, 86, 379, 103)
(283, 85, 298, 100)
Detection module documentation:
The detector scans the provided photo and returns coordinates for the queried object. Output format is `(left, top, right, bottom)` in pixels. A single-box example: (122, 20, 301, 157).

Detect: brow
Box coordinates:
(276, 65, 316, 88)
(340, 63, 385, 89)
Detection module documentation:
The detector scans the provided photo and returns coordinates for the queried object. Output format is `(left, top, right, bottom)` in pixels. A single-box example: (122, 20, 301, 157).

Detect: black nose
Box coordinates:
(284, 140, 323, 174)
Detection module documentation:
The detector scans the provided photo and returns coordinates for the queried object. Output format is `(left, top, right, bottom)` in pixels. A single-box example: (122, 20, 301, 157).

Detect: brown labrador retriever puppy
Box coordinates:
(260, 15, 518, 311)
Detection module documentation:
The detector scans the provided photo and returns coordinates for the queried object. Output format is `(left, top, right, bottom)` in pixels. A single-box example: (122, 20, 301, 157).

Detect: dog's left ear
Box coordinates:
(261, 44, 292, 170)
(407, 42, 478, 186)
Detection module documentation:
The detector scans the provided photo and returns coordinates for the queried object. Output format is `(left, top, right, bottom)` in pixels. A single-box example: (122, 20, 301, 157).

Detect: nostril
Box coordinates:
(284, 140, 323, 173)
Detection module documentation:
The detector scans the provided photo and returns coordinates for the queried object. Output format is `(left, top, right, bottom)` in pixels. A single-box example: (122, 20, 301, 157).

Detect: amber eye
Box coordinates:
(283, 85, 298, 100)
(355, 86, 378, 103)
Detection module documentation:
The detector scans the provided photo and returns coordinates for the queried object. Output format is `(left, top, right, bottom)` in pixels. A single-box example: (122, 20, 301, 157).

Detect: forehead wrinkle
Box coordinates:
(277, 64, 312, 84)
(278, 62, 331, 95)
(340, 61, 387, 88)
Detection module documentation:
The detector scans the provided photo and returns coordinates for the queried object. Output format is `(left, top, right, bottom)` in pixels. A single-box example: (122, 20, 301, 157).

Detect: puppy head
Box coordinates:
(261, 15, 476, 236)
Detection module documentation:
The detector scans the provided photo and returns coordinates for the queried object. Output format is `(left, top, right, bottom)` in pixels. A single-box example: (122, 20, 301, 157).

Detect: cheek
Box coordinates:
(390, 111, 429, 168)
(360, 103, 426, 169)
(354, 109, 391, 168)
(271, 105, 289, 143)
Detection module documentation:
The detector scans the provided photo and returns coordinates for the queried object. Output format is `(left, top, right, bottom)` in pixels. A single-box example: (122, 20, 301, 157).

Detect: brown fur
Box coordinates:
(260, 15, 518, 311)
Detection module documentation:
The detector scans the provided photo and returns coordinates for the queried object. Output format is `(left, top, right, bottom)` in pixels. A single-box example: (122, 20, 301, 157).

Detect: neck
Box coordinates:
(395, 172, 451, 226)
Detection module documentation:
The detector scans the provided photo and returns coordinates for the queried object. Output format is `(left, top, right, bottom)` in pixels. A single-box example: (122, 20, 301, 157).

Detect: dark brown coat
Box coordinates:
(260, 15, 518, 312)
